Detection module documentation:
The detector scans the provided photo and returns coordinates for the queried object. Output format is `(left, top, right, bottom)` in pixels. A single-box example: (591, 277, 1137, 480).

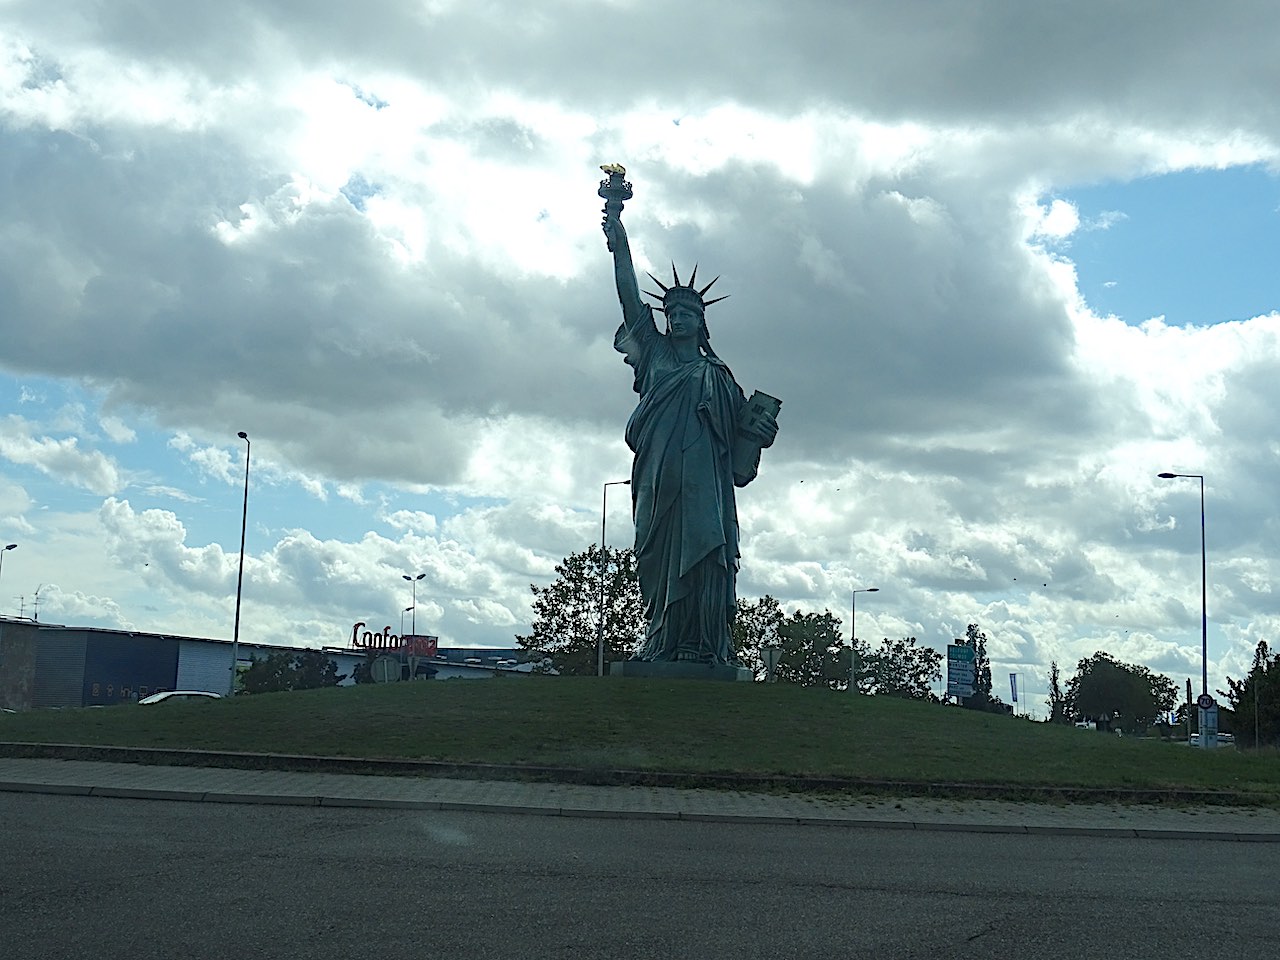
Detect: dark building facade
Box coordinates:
(1, 617, 530, 711)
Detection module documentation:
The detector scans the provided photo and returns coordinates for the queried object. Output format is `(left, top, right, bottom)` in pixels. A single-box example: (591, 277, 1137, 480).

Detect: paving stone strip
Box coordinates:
(2, 755, 1279, 842)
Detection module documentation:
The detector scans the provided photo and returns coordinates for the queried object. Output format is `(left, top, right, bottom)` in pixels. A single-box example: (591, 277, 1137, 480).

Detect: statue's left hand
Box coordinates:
(744, 411, 779, 449)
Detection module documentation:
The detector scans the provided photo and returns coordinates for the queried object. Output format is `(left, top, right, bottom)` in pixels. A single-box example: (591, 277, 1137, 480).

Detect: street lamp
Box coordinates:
(0, 543, 16, 590)
(400, 605, 414, 635)
(403, 573, 426, 634)
(849, 587, 879, 694)
(231, 432, 251, 696)
(597, 479, 631, 677)
(1157, 472, 1207, 699)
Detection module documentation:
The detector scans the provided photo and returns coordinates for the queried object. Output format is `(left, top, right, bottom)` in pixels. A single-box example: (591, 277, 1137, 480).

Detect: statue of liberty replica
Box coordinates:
(599, 165, 780, 679)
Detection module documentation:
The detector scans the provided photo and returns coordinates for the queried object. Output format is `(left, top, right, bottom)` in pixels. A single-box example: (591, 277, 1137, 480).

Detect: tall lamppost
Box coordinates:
(597, 479, 631, 677)
(849, 587, 879, 694)
(230, 432, 251, 696)
(0, 543, 16, 591)
(403, 573, 426, 634)
(1157, 472, 1207, 698)
(400, 606, 414, 635)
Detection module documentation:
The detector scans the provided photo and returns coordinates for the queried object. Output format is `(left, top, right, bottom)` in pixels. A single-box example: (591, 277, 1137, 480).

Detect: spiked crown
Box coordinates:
(643, 263, 729, 315)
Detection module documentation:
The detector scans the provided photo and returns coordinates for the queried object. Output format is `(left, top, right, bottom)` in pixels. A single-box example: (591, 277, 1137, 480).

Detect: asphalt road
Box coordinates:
(3, 793, 1276, 959)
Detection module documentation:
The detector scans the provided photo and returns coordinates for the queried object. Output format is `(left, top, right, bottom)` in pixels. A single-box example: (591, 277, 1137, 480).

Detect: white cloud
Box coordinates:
(0, 417, 121, 494)
(1, 0, 1279, 697)
(99, 416, 137, 443)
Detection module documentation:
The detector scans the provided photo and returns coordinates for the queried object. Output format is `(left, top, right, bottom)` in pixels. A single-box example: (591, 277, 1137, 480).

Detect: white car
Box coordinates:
(138, 690, 222, 704)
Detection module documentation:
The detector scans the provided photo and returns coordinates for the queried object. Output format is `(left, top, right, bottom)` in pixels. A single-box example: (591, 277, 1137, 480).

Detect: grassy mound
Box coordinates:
(4, 677, 1276, 799)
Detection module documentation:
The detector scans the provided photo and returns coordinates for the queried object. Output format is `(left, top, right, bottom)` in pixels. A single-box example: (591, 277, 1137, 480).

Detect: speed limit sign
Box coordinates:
(1197, 693, 1215, 710)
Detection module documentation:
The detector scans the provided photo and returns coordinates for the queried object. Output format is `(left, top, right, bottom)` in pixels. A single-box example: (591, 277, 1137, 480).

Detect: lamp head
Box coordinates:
(3, 543, 15, 551)
(1157, 472, 1177, 479)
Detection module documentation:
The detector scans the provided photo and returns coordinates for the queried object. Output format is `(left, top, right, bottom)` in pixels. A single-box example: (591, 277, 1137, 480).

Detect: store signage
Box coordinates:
(350, 622, 438, 657)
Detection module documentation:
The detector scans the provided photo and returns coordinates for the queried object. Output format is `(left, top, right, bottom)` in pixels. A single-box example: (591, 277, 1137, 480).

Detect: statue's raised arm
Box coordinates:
(598, 165, 647, 331)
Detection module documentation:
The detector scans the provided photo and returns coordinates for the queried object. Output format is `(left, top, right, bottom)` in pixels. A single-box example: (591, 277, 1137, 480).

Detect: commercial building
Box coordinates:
(0, 617, 531, 712)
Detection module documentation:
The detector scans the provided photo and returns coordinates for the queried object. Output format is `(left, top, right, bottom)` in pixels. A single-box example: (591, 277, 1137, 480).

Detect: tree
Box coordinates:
(732, 595, 786, 680)
(1222, 640, 1280, 748)
(860, 637, 941, 699)
(239, 651, 297, 694)
(957, 623, 1007, 713)
(1064, 651, 1176, 732)
(1046, 660, 1068, 724)
(515, 545, 645, 676)
(294, 648, 345, 689)
(351, 650, 377, 684)
(773, 609, 846, 688)
(239, 649, 346, 695)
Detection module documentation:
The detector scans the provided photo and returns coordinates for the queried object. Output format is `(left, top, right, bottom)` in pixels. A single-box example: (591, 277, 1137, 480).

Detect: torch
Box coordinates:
(598, 163, 632, 251)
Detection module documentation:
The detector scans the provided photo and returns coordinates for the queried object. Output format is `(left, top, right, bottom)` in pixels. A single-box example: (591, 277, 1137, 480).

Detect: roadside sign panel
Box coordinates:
(762, 645, 781, 682)
(1199, 704, 1220, 749)
(947, 644, 975, 697)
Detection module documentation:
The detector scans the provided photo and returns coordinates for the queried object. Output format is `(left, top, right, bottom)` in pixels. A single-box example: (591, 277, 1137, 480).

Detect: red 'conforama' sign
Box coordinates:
(350, 622, 438, 657)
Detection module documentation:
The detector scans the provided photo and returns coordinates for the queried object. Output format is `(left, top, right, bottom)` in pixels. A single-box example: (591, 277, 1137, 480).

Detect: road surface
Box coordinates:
(3, 793, 1274, 959)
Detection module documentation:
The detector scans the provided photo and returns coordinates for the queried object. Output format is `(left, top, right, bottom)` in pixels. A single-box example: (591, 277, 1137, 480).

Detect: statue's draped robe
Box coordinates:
(615, 307, 753, 663)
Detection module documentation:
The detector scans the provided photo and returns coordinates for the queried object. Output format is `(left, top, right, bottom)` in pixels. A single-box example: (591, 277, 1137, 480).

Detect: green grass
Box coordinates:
(4, 677, 1277, 800)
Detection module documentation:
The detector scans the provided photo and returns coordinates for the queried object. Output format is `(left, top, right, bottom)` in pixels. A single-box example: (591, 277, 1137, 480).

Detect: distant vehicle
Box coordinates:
(138, 690, 222, 704)
(1187, 733, 1233, 748)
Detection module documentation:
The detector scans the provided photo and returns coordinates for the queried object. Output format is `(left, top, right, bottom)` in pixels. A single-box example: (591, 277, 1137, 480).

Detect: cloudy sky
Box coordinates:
(2, 1, 1278, 712)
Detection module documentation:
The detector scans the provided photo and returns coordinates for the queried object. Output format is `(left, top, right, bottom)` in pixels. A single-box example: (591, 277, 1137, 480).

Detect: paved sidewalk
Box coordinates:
(2, 756, 1279, 841)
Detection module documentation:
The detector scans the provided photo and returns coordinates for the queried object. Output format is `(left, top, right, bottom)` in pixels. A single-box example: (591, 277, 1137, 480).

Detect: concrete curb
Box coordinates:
(1, 740, 1270, 807)
(3, 779, 1278, 841)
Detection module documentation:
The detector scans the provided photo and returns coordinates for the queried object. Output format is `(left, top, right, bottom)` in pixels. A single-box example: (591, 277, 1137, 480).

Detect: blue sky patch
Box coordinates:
(1064, 166, 1279, 327)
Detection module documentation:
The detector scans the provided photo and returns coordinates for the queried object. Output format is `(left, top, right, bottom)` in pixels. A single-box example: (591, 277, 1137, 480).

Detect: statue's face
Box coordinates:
(667, 303, 702, 340)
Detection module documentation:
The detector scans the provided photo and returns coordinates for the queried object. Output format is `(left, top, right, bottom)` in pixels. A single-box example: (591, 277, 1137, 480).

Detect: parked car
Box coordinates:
(138, 690, 222, 704)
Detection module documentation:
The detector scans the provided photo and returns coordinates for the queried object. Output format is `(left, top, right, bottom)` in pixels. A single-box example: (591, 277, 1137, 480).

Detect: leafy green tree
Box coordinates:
(515, 545, 644, 676)
(351, 650, 377, 684)
(239, 651, 297, 694)
(967, 624, 993, 697)
(1047, 660, 1068, 723)
(1065, 651, 1176, 732)
(240, 649, 346, 694)
(1141, 667, 1179, 720)
(773, 609, 846, 687)
(294, 648, 345, 689)
(957, 623, 1007, 713)
(861, 637, 941, 699)
(732, 594, 786, 680)
(1222, 640, 1280, 748)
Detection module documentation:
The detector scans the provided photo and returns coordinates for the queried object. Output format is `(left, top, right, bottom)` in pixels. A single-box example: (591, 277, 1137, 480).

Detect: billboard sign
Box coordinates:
(401, 634, 438, 657)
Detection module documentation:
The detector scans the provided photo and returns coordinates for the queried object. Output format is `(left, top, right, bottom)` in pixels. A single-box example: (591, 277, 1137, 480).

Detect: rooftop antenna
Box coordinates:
(33, 584, 44, 622)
